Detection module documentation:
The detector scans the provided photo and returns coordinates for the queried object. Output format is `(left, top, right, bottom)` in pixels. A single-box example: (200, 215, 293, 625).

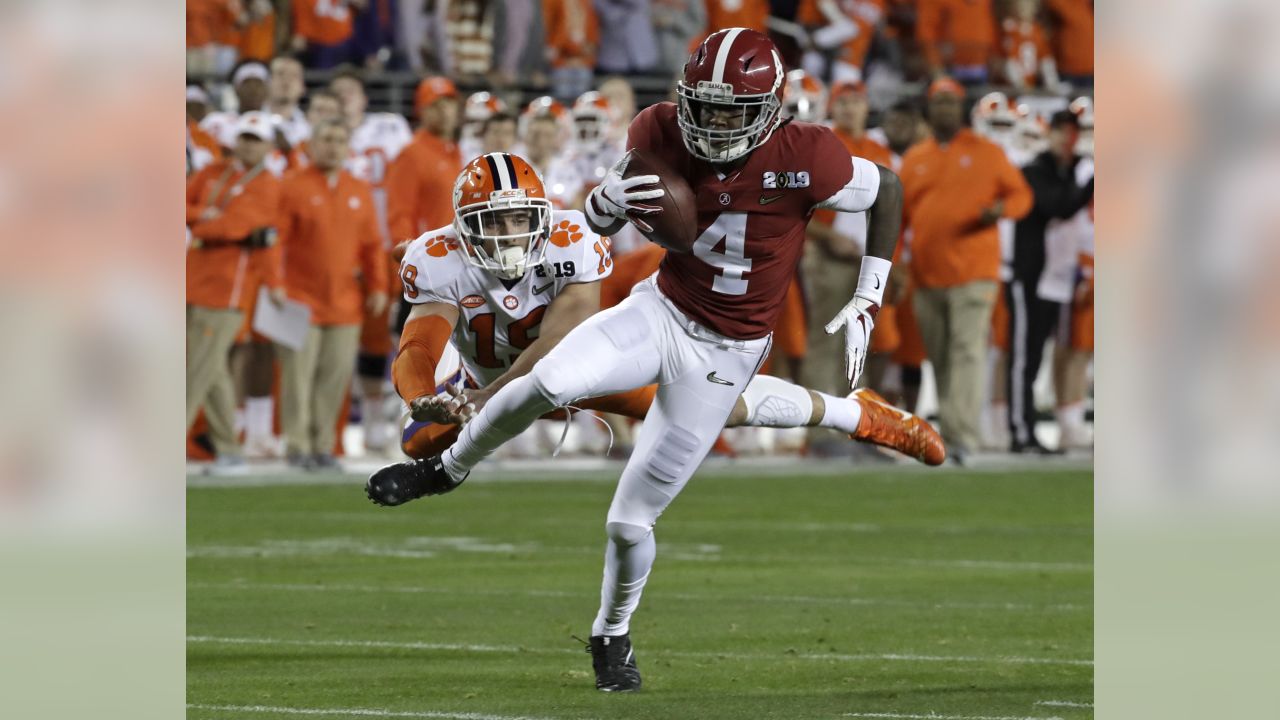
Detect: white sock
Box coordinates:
(442, 374, 554, 481)
(816, 392, 862, 434)
(245, 397, 273, 440)
(592, 531, 656, 637)
(739, 375, 814, 427)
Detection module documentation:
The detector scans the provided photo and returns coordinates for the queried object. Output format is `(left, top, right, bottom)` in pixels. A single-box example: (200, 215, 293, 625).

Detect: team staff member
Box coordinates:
(387, 77, 464, 244)
(1007, 110, 1093, 453)
(901, 78, 1032, 463)
(276, 119, 390, 468)
(186, 112, 284, 471)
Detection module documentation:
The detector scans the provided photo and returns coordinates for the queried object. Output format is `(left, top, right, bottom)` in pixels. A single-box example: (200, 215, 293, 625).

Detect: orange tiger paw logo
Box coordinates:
(549, 220, 584, 248)
(425, 234, 459, 257)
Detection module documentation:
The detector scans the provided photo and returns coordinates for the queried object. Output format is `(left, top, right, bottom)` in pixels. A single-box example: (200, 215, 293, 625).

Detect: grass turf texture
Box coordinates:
(188, 467, 1093, 720)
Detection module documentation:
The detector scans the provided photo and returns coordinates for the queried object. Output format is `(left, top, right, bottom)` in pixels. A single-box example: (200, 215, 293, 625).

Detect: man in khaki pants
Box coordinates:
(277, 119, 388, 469)
(186, 111, 284, 472)
(900, 79, 1033, 463)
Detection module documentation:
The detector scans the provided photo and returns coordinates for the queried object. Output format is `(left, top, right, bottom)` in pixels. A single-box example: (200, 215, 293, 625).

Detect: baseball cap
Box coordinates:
(186, 84, 210, 105)
(830, 80, 867, 99)
(232, 61, 270, 87)
(926, 76, 965, 100)
(415, 76, 459, 112)
(236, 111, 275, 142)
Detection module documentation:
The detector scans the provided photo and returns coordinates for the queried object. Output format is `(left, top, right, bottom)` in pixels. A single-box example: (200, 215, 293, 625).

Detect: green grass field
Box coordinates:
(188, 464, 1093, 720)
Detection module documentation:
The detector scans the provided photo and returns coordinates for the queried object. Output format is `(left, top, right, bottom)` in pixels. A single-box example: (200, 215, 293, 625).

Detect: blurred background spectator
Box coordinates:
(186, 4, 1095, 467)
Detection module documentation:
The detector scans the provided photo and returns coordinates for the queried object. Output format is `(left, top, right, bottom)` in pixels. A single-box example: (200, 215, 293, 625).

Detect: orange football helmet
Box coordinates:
(461, 91, 508, 142)
(452, 152, 553, 280)
(782, 69, 827, 122)
(519, 95, 570, 139)
(972, 91, 1017, 140)
(571, 91, 616, 148)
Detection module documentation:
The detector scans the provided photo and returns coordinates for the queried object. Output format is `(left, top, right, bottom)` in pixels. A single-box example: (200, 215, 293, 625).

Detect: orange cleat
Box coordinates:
(850, 389, 947, 466)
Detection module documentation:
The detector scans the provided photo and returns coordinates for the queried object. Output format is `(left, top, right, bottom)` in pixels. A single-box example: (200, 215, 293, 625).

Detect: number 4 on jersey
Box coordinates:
(692, 212, 751, 295)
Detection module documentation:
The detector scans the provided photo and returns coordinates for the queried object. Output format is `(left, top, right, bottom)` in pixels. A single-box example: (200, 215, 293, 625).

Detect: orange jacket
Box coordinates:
(293, 0, 354, 46)
(385, 130, 463, 244)
(187, 160, 283, 309)
(543, 0, 600, 67)
(238, 9, 276, 61)
(1046, 0, 1093, 76)
(916, 0, 997, 70)
(187, 0, 241, 48)
(278, 167, 387, 326)
(690, 0, 770, 50)
(900, 128, 1032, 288)
(797, 0, 885, 71)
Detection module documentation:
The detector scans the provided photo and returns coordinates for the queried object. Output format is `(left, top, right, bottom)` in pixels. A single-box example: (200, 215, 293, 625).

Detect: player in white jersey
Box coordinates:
(521, 110, 585, 211)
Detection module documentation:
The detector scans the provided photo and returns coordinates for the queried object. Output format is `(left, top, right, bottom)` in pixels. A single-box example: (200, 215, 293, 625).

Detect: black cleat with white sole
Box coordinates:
(588, 634, 641, 692)
(365, 455, 466, 507)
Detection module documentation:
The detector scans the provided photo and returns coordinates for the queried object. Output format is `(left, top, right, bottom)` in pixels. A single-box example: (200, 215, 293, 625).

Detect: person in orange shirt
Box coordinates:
(916, 0, 997, 83)
(690, 0, 769, 50)
(290, 0, 361, 68)
(238, 0, 277, 62)
(1045, 0, 1092, 87)
(900, 77, 1032, 461)
(544, 0, 600, 102)
(797, 0, 886, 84)
(276, 119, 390, 468)
(186, 112, 285, 473)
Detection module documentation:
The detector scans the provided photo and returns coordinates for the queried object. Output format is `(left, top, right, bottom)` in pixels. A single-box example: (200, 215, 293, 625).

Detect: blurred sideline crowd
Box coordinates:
(187, 0, 1094, 472)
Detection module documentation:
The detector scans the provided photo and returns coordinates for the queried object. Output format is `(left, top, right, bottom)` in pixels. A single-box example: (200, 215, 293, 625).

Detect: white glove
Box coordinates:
(589, 152, 665, 222)
(824, 296, 878, 390)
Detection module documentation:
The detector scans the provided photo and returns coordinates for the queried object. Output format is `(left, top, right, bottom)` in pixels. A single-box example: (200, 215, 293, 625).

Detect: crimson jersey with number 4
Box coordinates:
(628, 102, 880, 339)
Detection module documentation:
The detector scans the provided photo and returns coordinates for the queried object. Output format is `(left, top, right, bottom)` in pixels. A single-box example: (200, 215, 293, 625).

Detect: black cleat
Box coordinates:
(365, 455, 466, 507)
(587, 634, 641, 692)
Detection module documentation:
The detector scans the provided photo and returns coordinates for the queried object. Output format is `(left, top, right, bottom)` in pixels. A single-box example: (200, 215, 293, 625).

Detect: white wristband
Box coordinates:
(854, 255, 893, 307)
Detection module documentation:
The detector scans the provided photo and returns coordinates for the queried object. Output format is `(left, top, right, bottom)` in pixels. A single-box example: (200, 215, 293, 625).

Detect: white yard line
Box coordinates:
(845, 714, 1063, 720)
(1034, 701, 1093, 708)
(189, 581, 1088, 612)
(187, 635, 1093, 667)
(187, 703, 560, 720)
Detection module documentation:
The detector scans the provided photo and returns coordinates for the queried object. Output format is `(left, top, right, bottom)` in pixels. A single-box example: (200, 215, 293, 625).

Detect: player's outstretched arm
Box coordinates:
(393, 302, 461, 423)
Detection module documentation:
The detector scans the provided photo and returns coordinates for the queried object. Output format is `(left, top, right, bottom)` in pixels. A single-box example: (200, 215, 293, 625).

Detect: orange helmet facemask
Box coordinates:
(452, 153, 553, 280)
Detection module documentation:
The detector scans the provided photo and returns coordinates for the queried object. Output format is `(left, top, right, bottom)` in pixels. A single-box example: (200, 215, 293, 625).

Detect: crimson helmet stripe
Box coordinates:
(711, 27, 746, 84)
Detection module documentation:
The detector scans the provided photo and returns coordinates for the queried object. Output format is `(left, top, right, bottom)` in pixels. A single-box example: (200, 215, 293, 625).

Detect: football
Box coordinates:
(621, 149, 698, 253)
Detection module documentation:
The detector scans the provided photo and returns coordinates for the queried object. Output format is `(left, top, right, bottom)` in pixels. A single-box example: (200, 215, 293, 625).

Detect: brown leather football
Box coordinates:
(621, 149, 698, 253)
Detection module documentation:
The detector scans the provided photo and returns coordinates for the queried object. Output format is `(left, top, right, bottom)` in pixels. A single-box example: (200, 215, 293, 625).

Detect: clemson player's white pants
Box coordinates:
(443, 276, 770, 636)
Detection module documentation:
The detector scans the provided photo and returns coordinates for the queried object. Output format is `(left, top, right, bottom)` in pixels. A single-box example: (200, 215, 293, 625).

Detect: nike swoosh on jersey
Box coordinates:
(758, 194, 785, 205)
(706, 371, 734, 386)
(533, 282, 555, 295)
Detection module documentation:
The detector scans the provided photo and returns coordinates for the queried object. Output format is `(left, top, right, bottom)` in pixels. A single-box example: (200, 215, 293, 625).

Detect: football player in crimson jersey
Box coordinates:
(367, 29, 941, 692)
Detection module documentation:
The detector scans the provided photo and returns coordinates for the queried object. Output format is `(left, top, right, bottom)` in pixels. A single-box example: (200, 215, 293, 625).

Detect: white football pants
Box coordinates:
(444, 276, 771, 636)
